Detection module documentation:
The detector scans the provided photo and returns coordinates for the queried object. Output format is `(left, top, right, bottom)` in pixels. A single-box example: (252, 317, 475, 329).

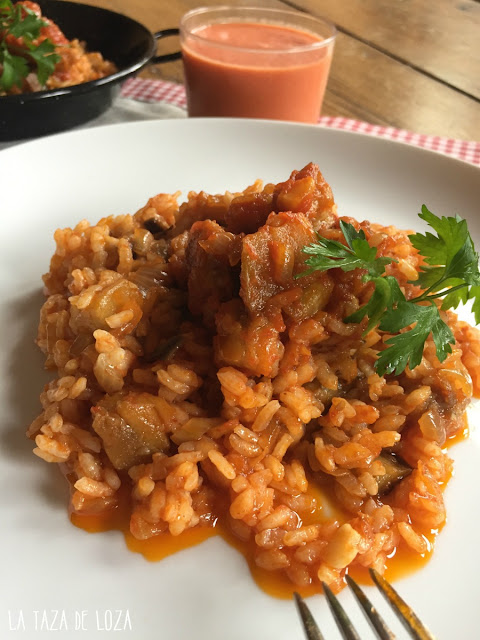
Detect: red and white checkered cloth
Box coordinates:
(121, 77, 480, 167)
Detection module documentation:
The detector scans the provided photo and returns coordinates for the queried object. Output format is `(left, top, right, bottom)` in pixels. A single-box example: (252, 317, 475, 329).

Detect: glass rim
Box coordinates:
(180, 6, 337, 55)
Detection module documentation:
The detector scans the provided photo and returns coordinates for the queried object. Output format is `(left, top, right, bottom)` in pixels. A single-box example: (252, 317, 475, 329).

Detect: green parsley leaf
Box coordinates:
(468, 285, 480, 325)
(411, 206, 468, 266)
(409, 205, 480, 294)
(299, 205, 480, 376)
(298, 220, 394, 279)
(0, 0, 60, 93)
(376, 302, 454, 375)
(27, 38, 60, 86)
(440, 280, 469, 311)
(0, 0, 13, 17)
(0, 45, 28, 90)
(345, 276, 405, 334)
(9, 5, 45, 39)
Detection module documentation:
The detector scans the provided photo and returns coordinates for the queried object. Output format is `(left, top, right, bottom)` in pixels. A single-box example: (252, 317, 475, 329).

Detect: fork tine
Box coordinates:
(369, 569, 436, 640)
(293, 592, 326, 640)
(321, 582, 362, 640)
(345, 574, 396, 640)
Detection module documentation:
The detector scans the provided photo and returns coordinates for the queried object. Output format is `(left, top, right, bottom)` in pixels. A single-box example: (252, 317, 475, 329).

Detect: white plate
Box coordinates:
(1, 119, 479, 640)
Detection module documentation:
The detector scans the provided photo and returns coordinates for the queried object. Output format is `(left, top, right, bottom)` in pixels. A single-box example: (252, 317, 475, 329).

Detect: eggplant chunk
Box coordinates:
(92, 392, 172, 469)
(375, 452, 412, 495)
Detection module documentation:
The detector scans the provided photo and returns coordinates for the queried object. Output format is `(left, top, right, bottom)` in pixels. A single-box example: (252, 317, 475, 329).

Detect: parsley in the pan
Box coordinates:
(0, 0, 60, 92)
(298, 206, 480, 375)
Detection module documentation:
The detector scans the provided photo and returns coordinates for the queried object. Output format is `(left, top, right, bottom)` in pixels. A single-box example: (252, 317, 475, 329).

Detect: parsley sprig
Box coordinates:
(299, 206, 480, 375)
(0, 0, 60, 93)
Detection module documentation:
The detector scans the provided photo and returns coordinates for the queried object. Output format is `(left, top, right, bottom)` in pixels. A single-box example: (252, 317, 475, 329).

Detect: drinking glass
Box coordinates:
(180, 6, 337, 123)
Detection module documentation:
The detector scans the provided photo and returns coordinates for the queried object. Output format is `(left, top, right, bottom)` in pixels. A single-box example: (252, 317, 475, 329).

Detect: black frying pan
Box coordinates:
(0, 0, 181, 141)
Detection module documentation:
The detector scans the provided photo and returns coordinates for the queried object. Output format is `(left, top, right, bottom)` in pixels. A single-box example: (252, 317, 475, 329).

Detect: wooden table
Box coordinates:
(87, 0, 479, 140)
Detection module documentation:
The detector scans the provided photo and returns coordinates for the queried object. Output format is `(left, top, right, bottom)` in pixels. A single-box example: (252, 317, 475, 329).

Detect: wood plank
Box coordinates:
(285, 0, 480, 99)
(62, 0, 480, 139)
(323, 33, 480, 139)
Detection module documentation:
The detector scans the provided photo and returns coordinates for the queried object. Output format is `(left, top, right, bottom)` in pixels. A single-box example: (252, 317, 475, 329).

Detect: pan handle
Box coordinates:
(151, 29, 182, 64)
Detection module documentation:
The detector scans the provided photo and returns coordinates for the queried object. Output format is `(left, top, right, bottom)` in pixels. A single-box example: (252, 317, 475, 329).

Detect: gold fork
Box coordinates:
(294, 569, 436, 640)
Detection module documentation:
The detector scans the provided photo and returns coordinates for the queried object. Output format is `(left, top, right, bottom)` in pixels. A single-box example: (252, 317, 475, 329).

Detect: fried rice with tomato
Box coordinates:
(1, 1, 116, 96)
(28, 163, 480, 592)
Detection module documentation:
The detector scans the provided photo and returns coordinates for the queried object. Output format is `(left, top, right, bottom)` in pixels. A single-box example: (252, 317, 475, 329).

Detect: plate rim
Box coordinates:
(1, 117, 479, 176)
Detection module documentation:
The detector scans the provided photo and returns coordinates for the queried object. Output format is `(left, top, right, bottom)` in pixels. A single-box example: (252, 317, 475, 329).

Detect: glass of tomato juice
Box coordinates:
(180, 6, 337, 123)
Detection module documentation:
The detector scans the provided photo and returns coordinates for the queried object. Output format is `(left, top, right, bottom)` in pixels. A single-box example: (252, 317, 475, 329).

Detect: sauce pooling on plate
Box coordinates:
(182, 21, 334, 122)
(71, 466, 450, 599)
(73, 419, 470, 599)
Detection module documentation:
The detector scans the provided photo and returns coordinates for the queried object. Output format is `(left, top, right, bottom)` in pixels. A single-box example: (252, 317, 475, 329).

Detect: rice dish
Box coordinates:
(28, 163, 480, 593)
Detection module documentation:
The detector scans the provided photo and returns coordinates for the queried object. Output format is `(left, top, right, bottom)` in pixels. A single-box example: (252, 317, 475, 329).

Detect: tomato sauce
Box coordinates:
(181, 22, 335, 122)
(70, 475, 445, 600)
(69, 413, 470, 599)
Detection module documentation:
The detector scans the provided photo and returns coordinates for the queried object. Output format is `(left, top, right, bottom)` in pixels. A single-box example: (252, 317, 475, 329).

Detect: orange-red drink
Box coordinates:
(180, 7, 336, 123)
